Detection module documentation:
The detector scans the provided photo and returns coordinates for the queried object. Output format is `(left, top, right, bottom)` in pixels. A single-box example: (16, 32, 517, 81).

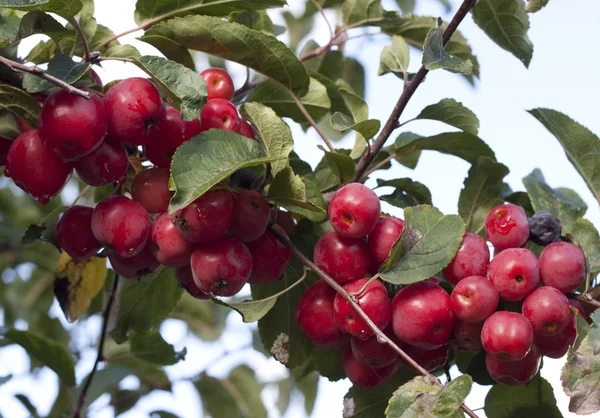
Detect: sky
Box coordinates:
(1, 0, 600, 417)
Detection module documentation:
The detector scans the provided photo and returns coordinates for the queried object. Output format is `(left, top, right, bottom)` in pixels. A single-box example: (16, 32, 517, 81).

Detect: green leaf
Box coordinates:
(129, 330, 186, 365)
(485, 375, 563, 417)
(459, 157, 510, 235)
(380, 205, 465, 284)
(344, 368, 419, 418)
(267, 167, 327, 222)
(0, 375, 11, 386)
(110, 268, 183, 344)
(145, 15, 309, 96)
(211, 295, 277, 324)
(415, 98, 479, 135)
(422, 18, 473, 75)
(137, 35, 195, 70)
(133, 55, 206, 121)
(385, 375, 472, 417)
(571, 218, 600, 274)
(0, 0, 82, 16)
(252, 265, 314, 368)
(246, 78, 331, 124)
(504, 191, 535, 216)
(12, 12, 71, 45)
(134, 0, 287, 25)
(239, 102, 293, 176)
(72, 365, 130, 409)
(150, 412, 181, 418)
(195, 365, 267, 418)
(376, 178, 432, 209)
(26, 39, 56, 64)
(323, 148, 356, 186)
(22, 54, 89, 93)
(169, 130, 280, 212)
(296, 371, 319, 414)
(330, 112, 380, 140)
(104, 44, 141, 59)
(378, 35, 410, 79)
(170, 293, 227, 341)
(393, 131, 495, 164)
(0, 83, 42, 128)
(528, 108, 600, 206)
(1, 329, 75, 386)
(472, 0, 533, 67)
(0, 15, 20, 48)
(229, 10, 282, 36)
(282, 11, 315, 52)
(307, 347, 345, 382)
(526, 0, 549, 12)
(15, 394, 40, 418)
(455, 349, 495, 386)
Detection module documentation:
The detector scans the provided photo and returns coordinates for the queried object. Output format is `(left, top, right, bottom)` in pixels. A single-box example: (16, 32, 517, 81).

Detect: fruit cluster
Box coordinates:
(2, 69, 292, 298)
(297, 185, 588, 388)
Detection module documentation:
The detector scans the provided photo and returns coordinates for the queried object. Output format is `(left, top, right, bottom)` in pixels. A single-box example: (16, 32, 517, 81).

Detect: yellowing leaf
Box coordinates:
(54, 252, 107, 322)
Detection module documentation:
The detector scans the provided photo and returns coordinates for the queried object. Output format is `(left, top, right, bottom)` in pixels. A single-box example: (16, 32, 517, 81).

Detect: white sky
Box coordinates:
(2, 0, 600, 417)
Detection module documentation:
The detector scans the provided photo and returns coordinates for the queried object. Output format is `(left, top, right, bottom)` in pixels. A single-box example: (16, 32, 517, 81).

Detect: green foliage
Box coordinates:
(414, 99, 479, 135)
(485, 375, 563, 417)
(0, 0, 82, 16)
(137, 35, 195, 69)
(376, 178, 433, 208)
(526, 0, 550, 13)
(0, 84, 41, 128)
(422, 18, 473, 75)
(379, 35, 410, 79)
(380, 205, 465, 284)
(22, 54, 89, 93)
(129, 330, 186, 365)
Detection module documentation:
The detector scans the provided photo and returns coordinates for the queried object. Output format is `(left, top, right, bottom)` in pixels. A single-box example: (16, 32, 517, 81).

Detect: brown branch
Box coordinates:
(269, 226, 480, 418)
(67, 17, 90, 62)
(353, 0, 478, 182)
(571, 293, 600, 310)
(0, 56, 91, 99)
(71, 273, 121, 418)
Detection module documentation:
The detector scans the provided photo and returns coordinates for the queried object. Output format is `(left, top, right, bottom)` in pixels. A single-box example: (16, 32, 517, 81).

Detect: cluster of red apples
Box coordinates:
(1, 69, 296, 297)
(297, 184, 587, 389)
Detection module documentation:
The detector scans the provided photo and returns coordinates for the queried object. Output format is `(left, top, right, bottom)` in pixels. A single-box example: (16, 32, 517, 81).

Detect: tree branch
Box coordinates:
(353, 0, 478, 182)
(572, 293, 600, 310)
(71, 273, 121, 418)
(0, 56, 91, 99)
(268, 226, 480, 418)
(67, 17, 90, 62)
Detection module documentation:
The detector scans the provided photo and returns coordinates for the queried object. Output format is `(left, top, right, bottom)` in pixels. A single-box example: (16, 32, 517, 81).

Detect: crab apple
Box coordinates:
(38, 89, 107, 161)
(144, 106, 186, 168)
(131, 168, 172, 214)
(247, 226, 292, 285)
(368, 217, 405, 271)
(296, 280, 346, 349)
(74, 140, 128, 187)
(201, 68, 235, 101)
(442, 232, 490, 285)
(539, 241, 586, 293)
(481, 311, 534, 361)
(453, 320, 484, 351)
(91, 196, 151, 258)
(392, 281, 455, 349)
(334, 278, 391, 339)
(171, 189, 233, 243)
(313, 232, 371, 284)
(522, 286, 571, 336)
(175, 264, 208, 300)
(199, 98, 240, 132)
(183, 118, 202, 139)
(103, 77, 166, 145)
(109, 241, 160, 279)
(450, 276, 499, 323)
(4, 130, 72, 205)
(351, 327, 399, 368)
(0, 136, 11, 166)
(328, 183, 381, 238)
(150, 212, 195, 267)
(190, 236, 252, 297)
(401, 344, 449, 372)
(342, 347, 399, 388)
(228, 189, 270, 242)
(239, 120, 256, 140)
(56, 206, 102, 259)
(487, 248, 540, 301)
(529, 210, 562, 246)
(485, 203, 530, 251)
(535, 314, 576, 358)
(485, 344, 541, 386)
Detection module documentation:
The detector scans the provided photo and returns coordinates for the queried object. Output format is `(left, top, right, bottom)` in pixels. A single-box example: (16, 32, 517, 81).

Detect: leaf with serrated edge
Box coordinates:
(376, 178, 432, 209)
(137, 35, 195, 70)
(415, 98, 479, 135)
(169, 130, 281, 213)
(268, 167, 326, 222)
(379, 35, 410, 78)
(0, 0, 82, 16)
(146, 15, 309, 96)
(529, 108, 600, 207)
(211, 295, 276, 323)
(472, 0, 533, 67)
(240, 102, 293, 176)
(0, 84, 42, 128)
(422, 18, 473, 75)
(330, 112, 380, 140)
(526, 0, 549, 12)
(22, 54, 89, 93)
(485, 375, 562, 417)
(381, 205, 465, 284)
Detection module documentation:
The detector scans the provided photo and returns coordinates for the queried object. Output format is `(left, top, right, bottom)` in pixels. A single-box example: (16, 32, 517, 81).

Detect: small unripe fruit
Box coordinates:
(313, 232, 371, 284)
(329, 183, 381, 238)
(74, 140, 128, 187)
(485, 204, 529, 251)
(539, 241, 585, 293)
(56, 206, 102, 259)
(487, 248, 539, 301)
(442, 232, 490, 284)
(481, 311, 533, 361)
(131, 168, 172, 214)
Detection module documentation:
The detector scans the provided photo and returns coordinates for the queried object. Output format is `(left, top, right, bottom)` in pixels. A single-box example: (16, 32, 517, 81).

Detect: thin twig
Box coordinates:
(71, 274, 121, 418)
(350, 273, 381, 298)
(284, 86, 335, 152)
(0, 56, 91, 99)
(67, 17, 90, 62)
(268, 226, 480, 418)
(572, 293, 600, 309)
(360, 152, 398, 182)
(311, 0, 334, 37)
(353, 0, 478, 182)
